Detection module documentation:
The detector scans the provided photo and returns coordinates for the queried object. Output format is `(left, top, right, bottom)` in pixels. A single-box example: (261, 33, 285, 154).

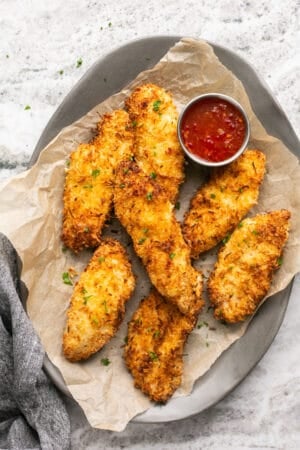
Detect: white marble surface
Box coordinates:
(0, 0, 299, 448)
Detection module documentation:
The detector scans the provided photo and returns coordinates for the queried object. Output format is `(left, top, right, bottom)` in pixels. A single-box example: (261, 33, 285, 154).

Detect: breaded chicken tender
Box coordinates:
(114, 160, 203, 316)
(63, 238, 135, 362)
(208, 209, 291, 323)
(61, 110, 133, 253)
(125, 289, 200, 403)
(183, 149, 266, 258)
(125, 83, 184, 202)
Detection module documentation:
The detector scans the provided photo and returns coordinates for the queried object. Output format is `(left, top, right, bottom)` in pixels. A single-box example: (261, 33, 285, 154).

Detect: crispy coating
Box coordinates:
(183, 149, 266, 258)
(61, 109, 133, 253)
(63, 238, 135, 362)
(114, 159, 204, 316)
(125, 83, 184, 202)
(125, 289, 199, 403)
(208, 210, 291, 323)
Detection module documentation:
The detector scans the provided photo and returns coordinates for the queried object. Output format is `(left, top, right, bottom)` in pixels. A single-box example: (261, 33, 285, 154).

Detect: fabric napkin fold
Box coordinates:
(0, 233, 70, 450)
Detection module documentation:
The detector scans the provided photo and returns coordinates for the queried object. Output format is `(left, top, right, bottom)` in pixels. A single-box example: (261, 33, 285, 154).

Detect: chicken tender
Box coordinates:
(208, 209, 291, 323)
(125, 83, 184, 202)
(125, 289, 200, 403)
(183, 149, 266, 258)
(63, 238, 135, 362)
(61, 109, 133, 253)
(114, 159, 203, 316)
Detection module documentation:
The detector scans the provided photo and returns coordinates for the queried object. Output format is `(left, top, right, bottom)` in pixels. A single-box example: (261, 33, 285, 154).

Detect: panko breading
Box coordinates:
(208, 209, 291, 323)
(125, 289, 199, 403)
(114, 159, 204, 316)
(183, 149, 266, 258)
(63, 238, 135, 362)
(61, 109, 133, 253)
(125, 83, 184, 202)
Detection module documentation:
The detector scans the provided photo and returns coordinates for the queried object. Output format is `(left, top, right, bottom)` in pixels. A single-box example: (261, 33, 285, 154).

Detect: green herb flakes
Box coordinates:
(101, 357, 111, 366)
(146, 192, 153, 201)
(24, 105, 31, 110)
(149, 351, 159, 361)
(153, 100, 162, 112)
(62, 272, 73, 286)
(91, 168, 101, 178)
(76, 58, 83, 68)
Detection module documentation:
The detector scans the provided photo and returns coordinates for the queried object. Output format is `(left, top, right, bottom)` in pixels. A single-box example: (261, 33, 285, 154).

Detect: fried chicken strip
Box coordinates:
(114, 159, 203, 316)
(61, 109, 133, 253)
(125, 289, 200, 403)
(208, 209, 291, 323)
(63, 238, 135, 362)
(125, 83, 184, 202)
(183, 149, 266, 258)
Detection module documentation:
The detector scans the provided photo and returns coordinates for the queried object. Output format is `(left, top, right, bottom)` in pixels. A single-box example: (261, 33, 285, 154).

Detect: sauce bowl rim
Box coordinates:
(177, 92, 250, 167)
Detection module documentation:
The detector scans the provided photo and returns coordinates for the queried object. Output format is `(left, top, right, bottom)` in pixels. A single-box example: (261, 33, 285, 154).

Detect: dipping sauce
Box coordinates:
(180, 97, 247, 163)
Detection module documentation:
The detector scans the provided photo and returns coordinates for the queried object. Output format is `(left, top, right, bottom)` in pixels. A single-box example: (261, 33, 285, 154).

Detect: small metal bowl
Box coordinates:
(177, 93, 250, 167)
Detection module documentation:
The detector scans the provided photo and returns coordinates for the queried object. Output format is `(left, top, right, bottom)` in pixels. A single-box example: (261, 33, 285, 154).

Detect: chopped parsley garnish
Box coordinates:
(197, 321, 209, 329)
(252, 229, 259, 235)
(146, 192, 153, 201)
(169, 252, 176, 260)
(238, 221, 243, 228)
(222, 234, 231, 244)
(149, 351, 159, 361)
(175, 201, 181, 210)
(91, 168, 101, 178)
(150, 172, 157, 179)
(210, 193, 216, 199)
(92, 317, 99, 325)
(131, 120, 138, 128)
(153, 330, 160, 338)
(24, 105, 31, 110)
(277, 257, 283, 266)
(76, 58, 83, 68)
(108, 21, 112, 27)
(153, 100, 162, 112)
(62, 272, 73, 286)
(98, 256, 105, 263)
(58, 69, 64, 75)
(138, 237, 146, 244)
(101, 357, 111, 366)
(119, 183, 125, 189)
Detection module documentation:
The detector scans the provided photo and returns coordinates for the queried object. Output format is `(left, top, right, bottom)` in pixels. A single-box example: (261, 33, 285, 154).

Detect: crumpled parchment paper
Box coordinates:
(0, 38, 299, 431)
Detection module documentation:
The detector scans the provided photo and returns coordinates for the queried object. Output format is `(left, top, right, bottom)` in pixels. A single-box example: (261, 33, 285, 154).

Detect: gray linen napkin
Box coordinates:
(0, 233, 70, 450)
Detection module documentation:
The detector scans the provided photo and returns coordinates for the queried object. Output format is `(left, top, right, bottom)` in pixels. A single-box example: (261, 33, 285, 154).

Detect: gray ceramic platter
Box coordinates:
(31, 36, 300, 424)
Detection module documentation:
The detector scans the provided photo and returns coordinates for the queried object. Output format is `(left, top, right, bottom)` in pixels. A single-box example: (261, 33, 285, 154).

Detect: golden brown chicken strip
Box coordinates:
(61, 109, 133, 253)
(125, 83, 184, 202)
(63, 238, 135, 362)
(183, 149, 266, 258)
(208, 209, 291, 323)
(114, 159, 203, 316)
(125, 289, 200, 403)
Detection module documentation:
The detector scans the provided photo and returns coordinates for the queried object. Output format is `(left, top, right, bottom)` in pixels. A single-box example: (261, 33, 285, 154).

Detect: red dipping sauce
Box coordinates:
(180, 96, 247, 163)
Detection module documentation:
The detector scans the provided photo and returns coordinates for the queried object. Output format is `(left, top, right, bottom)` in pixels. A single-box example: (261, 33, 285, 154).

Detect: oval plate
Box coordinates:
(32, 36, 299, 424)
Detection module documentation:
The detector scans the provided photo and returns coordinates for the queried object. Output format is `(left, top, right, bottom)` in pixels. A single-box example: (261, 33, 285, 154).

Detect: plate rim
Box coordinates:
(31, 35, 299, 425)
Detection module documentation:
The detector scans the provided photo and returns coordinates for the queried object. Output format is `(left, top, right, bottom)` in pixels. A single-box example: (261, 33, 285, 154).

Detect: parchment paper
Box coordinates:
(0, 38, 300, 432)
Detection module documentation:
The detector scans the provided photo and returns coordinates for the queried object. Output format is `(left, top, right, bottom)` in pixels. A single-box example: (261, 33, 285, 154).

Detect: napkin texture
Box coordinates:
(0, 233, 70, 450)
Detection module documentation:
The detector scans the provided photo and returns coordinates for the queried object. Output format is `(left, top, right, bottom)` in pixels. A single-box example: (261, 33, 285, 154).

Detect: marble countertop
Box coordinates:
(1, 0, 299, 448)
